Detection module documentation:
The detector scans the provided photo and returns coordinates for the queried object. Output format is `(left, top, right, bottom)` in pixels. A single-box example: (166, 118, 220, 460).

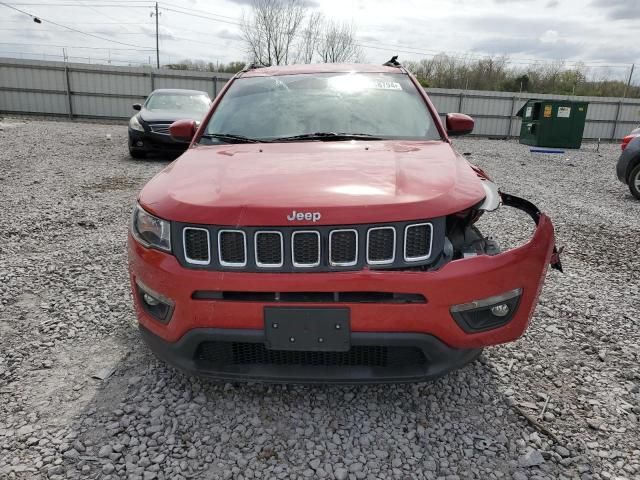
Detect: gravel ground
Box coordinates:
(0, 119, 638, 480)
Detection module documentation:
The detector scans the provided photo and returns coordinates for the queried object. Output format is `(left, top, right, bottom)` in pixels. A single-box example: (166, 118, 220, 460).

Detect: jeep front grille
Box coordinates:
(177, 220, 439, 272)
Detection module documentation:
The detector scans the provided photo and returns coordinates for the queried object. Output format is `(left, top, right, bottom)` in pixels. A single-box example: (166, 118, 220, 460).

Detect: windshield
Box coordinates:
(202, 73, 440, 142)
(145, 92, 210, 115)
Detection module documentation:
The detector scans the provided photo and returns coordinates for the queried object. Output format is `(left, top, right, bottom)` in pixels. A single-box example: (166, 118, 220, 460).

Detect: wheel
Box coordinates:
(129, 147, 146, 159)
(629, 163, 640, 199)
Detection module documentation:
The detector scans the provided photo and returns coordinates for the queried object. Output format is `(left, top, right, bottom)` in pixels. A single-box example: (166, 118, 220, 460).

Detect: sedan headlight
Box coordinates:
(131, 204, 171, 252)
(129, 115, 144, 132)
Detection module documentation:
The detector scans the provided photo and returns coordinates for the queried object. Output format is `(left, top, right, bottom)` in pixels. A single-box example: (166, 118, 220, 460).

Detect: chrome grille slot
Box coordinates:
(183, 227, 210, 265)
(218, 230, 246, 266)
(367, 227, 396, 264)
(329, 229, 358, 266)
(404, 223, 433, 261)
(148, 123, 171, 135)
(292, 231, 320, 267)
(255, 231, 283, 267)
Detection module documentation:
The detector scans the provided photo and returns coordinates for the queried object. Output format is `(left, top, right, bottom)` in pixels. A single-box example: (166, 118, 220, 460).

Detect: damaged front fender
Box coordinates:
(500, 192, 563, 272)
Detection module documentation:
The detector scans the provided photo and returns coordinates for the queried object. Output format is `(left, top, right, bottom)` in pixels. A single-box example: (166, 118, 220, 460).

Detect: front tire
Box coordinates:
(629, 164, 640, 199)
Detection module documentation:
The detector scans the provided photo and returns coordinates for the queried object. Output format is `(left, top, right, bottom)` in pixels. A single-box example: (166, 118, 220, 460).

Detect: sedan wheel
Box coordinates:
(629, 164, 640, 200)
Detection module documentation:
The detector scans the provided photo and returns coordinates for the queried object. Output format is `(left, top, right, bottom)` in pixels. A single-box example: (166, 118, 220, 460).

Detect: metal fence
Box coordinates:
(0, 58, 233, 120)
(427, 88, 640, 140)
(1, 57, 639, 139)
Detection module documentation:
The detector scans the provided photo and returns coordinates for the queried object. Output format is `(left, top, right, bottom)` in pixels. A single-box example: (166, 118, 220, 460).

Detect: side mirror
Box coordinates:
(446, 113, 474, 136)
(132, 103, 142, 111)
(169, 119, 197, 143)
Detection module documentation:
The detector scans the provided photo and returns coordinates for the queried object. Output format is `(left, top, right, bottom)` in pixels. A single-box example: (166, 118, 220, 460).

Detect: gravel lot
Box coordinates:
(0, 119, 638, 480)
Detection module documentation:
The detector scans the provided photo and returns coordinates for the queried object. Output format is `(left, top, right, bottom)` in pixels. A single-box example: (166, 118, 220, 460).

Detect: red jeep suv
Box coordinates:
(128, 62, 562, 383)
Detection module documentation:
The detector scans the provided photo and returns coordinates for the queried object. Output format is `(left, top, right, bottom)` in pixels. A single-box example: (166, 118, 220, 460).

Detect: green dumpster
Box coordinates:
(517, 99, 588, 149)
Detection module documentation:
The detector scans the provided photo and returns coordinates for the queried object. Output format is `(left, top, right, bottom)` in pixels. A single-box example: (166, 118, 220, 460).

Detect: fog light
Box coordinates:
(136, 280, 174, 324)
(450, 288, 522, 333)
(136, 140, 144, 147)
(143, 293, 160, 306)
(490, 303, 510, 317)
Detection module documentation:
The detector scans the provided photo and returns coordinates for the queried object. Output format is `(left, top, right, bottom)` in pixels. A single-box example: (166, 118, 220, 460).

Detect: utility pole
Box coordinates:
(623, 63, 635, 99)
(151, 2, 160, 69)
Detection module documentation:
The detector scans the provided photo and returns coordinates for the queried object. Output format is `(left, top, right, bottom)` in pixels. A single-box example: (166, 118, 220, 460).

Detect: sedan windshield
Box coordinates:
(145, 93, 210, 116)
(202, 73, 440, 143)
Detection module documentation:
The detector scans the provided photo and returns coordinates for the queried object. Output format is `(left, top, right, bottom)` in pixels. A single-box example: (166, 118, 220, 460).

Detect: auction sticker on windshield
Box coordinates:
(374, 81, 402, 90)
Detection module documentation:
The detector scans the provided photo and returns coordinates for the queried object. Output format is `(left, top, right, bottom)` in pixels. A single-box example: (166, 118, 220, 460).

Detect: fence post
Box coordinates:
(507, 96, 517, 138)
(457, 92, 464, 112)
(611, 101, 622, 140)
(213, 76, 218, 98)
(149, 71, 155, 91)
(64, 65, 73, 119)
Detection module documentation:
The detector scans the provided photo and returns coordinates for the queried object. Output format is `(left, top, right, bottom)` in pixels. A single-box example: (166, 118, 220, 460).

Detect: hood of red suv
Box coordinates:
(139, 140, 486, 226)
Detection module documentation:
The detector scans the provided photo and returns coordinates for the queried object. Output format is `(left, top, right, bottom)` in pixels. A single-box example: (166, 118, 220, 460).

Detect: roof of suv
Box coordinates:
(239, 63, 404, 78)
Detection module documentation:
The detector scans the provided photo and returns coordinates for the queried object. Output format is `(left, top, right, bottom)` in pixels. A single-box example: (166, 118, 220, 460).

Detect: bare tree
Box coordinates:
(241, 0, 306, 66)
(296, 11, 324, 64)
(316, 20, 362, 63)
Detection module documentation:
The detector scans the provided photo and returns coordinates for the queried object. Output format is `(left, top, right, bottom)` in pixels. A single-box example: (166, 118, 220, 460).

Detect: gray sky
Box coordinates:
(0, 0, 637, 80)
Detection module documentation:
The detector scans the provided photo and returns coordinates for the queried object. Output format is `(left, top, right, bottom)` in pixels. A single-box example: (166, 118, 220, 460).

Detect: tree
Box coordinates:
(241, 0, 306, 66)
(316, 20, 362, 63)
(296, 11, 323, 64)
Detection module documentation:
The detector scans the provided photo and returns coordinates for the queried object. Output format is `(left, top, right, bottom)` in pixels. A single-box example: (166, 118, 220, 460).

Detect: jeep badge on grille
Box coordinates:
(287, 210, 321, 222)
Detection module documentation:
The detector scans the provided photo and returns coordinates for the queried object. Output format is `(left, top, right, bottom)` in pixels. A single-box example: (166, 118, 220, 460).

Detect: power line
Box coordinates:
(0, 49, 150, 64)
(0, 41, 152, 52)
(0, 1, 155, 49)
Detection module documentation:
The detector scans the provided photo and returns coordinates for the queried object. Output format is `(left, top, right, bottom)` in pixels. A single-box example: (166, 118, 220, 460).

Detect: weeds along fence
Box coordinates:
(1, 57, 639, 139)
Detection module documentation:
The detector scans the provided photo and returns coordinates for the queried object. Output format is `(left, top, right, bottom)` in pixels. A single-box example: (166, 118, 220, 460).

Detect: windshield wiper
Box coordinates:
(200, 133, 266, 144)
(273, 132, 384, 142)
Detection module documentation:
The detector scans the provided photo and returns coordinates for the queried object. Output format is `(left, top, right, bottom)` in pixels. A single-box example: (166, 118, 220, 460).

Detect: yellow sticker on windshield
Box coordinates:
(374, 81, 402, 90)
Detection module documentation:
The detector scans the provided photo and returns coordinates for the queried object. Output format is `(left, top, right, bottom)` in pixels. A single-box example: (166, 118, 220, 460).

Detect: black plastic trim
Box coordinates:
(139, 326, 481, 384)
(500, 192, 563, 272)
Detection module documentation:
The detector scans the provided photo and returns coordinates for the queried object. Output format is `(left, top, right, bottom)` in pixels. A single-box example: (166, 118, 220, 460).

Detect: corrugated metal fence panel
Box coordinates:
(1, 57, 639, 138)
(70, 69, 150, 97)
(618, 103, 640, 124)
(0, 63, 66, 91)
(153, 76, 217, 97)
(0, 90, 68, 114)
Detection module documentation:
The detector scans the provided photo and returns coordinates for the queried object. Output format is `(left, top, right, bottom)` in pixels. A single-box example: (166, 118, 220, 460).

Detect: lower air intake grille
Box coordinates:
(183, 228, 209, 264)
(405, 223, 432, 260)
(219, 231, 246, 266)
(196, 342, 426, 368)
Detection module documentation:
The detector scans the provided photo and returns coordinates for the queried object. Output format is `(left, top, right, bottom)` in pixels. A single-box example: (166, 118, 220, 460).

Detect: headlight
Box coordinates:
(478, 180, 500, 211)
(129, 115, 144, 132)
(131, 204, 171, 252)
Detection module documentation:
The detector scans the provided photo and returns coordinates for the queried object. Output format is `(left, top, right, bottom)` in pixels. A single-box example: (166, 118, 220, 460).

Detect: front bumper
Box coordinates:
(128, 127, 188, 153)
(128, 195, 558, 382)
